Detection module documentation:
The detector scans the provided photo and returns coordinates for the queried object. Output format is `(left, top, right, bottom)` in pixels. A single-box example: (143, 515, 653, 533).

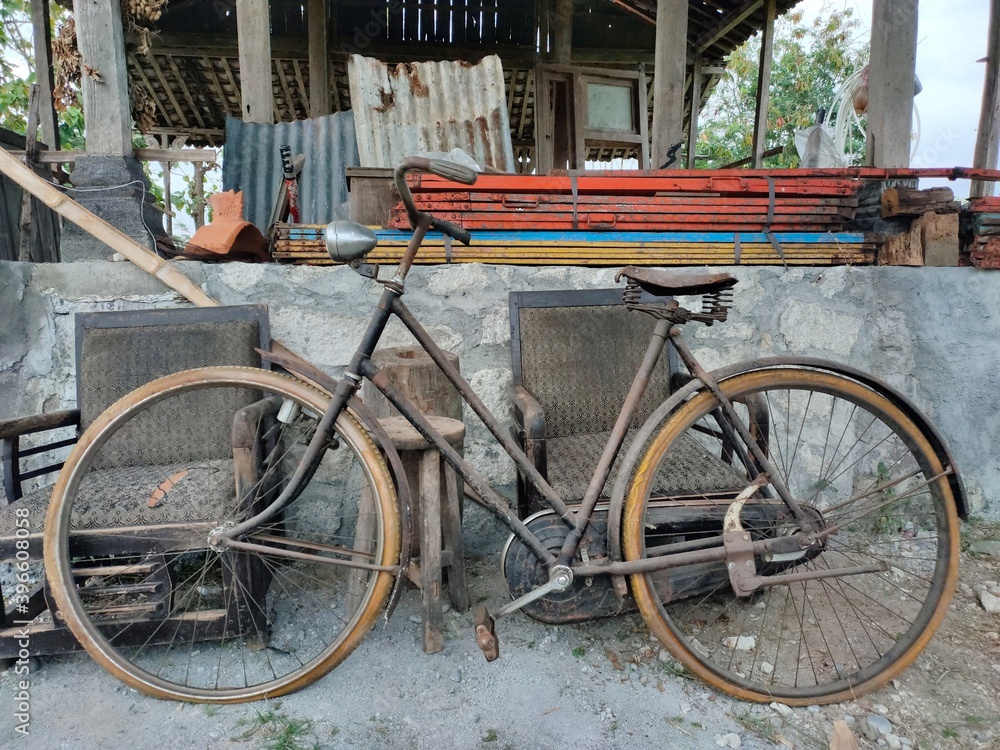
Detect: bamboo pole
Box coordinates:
(0, 145, 218, 308)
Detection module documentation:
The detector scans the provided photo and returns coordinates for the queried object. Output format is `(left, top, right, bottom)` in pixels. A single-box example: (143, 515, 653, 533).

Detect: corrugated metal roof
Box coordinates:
(222, 111, 359, 231)
(348, 55, 515, 172)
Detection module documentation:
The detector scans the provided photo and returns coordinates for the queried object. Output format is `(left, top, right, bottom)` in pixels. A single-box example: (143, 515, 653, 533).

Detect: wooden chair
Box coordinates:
(509, 288, 681, 519)
(0, 305, 270, 657)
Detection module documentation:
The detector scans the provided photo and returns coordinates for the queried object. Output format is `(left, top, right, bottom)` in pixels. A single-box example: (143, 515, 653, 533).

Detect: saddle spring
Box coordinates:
(623, 280, 734, 326)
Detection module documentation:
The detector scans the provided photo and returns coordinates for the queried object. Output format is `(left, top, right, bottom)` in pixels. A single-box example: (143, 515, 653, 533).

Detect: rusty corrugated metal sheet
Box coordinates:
(348, 55, 515, 172)
(222, 111, 359, 231)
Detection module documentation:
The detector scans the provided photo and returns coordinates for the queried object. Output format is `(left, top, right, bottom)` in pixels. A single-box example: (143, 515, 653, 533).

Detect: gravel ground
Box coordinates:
(1, 516, 998, 750)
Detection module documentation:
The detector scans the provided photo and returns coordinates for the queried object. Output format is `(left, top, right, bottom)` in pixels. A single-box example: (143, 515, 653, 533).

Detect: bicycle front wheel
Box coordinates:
(44, 367, 400, 703)
(623, 368, 959, 704)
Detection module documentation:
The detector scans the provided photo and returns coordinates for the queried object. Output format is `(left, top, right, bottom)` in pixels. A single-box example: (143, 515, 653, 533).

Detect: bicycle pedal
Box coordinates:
(474, 605, 499, 662)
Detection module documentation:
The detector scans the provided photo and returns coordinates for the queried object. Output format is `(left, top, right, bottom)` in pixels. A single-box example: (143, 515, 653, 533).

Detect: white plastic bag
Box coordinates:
(794, 125, 844, 168)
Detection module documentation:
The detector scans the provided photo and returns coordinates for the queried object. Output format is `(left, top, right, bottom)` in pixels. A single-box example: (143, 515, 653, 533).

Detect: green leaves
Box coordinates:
(698, 7, 868, 169)
(0, 0, 83, 147)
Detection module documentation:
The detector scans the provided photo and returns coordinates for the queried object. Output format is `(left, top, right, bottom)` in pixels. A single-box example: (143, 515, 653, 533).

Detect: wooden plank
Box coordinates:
(291, 59, 310, 115)
(128, 52, 172, 123)
(237, 0, 274, 123)
(308, 0, 331, 117)
(166, 55, 207, 130)
(919, 212, 959, 267)
(881, 186, 956, 217)
(275, 59, 296, 119)
(971, 0, 1000, 198)
(751, 0, 776, 169)
(147, 53, 192, 130)
(651, 0, 688, 167)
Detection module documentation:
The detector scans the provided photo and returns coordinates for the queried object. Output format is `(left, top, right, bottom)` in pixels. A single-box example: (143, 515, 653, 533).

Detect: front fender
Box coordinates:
(607, 357, 968, 573)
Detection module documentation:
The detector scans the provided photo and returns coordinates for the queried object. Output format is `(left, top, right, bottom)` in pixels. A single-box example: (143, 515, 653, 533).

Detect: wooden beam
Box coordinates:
(751, 0, 776, 169)
(686, 57, 702, 168)
(8, 148, 219, 164)
(866, 0, 918, 168)
(72, 0, 132, 154)
(29, 0, 58, 150)
(695, 0, 763, 54)
(308, 0, 331, 118)
(971, 0, 1000, 198)
(553, 0, 574, 64)
(651, 0, 688, 167)
(236, 0, 274, 123)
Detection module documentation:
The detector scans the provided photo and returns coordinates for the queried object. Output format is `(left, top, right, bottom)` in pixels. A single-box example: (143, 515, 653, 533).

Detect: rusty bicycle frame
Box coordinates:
(209, 156, 946, 635)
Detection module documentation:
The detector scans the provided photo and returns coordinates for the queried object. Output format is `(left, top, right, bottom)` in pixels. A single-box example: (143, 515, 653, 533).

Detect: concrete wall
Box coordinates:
(2, 259, 997, 520)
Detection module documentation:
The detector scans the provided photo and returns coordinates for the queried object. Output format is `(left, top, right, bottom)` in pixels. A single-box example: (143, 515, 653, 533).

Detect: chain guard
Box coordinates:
(500, 510, 626, 624)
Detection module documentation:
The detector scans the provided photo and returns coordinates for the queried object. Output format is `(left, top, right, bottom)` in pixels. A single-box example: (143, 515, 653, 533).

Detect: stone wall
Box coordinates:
(2, 259, 997, 520)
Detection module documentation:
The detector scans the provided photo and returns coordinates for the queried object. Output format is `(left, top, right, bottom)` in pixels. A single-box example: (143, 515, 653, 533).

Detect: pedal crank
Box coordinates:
(472, 565, 574, 662)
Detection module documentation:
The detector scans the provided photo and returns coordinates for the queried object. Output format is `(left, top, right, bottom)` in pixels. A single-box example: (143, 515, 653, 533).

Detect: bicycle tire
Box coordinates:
(44, 366, 400, 703)
(623, 367, 959, 705)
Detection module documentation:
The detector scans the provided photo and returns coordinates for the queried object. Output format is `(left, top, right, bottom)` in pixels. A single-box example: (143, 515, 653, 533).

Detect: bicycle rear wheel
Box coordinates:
(44, 367, 400, 703)
(623, 368, 959, 704)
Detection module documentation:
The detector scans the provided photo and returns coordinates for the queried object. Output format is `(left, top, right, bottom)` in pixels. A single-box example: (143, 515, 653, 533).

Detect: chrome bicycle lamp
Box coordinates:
(324, 221, 378, 263)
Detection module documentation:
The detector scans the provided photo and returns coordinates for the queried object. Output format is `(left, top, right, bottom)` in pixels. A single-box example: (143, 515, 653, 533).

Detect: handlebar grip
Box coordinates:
(431, 217, 472, 246)
(427, 159, 479, 185)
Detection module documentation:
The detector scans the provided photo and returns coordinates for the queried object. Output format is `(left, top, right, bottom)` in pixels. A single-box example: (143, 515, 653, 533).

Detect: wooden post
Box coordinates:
(651, 0, 688, 168)
(686, 56, 702, 168)
(971, 0, 1000, 198)
(29, 0, 58, 150)
(163, 160, 173, 236)
(308, 0, 331, 118)
(72, 0, 132, 154)
(17, 87, 41, 262)
(751, 0, 776, 169)
(552, 0, 573, 64)
(866, 0, 918, 168)
(237, 0, 274, 124)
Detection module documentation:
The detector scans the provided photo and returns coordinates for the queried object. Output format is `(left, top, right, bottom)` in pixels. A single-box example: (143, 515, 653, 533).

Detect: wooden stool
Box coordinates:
(379, 416, 469, 654)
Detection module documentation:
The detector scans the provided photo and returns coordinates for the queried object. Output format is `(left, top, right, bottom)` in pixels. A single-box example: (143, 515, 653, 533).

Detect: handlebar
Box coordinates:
(394, 156, 477, 247)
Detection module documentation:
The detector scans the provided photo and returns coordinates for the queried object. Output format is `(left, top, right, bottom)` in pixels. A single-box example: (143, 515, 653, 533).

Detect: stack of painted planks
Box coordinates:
(388, 171, 861, 233)
(272, 226, 876, 266)
(271, 169, 878, 267)
(966, 196, 1000, 268)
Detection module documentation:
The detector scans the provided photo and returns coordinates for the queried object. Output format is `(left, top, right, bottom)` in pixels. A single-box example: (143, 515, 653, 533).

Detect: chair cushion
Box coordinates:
(545, 432, 750, 505)
(0, 459, 234, 537)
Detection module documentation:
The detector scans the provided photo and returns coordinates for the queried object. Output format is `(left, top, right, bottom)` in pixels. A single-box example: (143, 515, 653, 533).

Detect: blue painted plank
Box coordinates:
(284, 227, 868, 244)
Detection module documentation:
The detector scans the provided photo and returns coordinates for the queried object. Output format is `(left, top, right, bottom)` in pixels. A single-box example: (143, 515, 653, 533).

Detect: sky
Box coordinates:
(796, 0, 993, 197)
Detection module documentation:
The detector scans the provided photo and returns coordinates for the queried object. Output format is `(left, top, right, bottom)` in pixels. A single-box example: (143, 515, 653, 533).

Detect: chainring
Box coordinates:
(500, 510, 625, 624)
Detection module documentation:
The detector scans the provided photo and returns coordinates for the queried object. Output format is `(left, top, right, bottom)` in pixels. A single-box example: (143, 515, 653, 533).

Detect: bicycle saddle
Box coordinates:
(615, 266, 738, 297)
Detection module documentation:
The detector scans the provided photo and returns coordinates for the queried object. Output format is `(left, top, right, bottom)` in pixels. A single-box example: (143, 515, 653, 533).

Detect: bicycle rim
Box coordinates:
(44, 367, 400, 703)
(623, 368, 959, 704)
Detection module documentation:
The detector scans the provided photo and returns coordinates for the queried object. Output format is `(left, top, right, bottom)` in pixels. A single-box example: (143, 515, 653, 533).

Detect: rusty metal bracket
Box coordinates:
(722, 475, 889, 595)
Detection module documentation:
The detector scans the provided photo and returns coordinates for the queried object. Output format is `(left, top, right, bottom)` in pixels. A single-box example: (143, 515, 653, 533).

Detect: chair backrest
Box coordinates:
(509, 288, 677, 438)
(75, 305, 270, 466)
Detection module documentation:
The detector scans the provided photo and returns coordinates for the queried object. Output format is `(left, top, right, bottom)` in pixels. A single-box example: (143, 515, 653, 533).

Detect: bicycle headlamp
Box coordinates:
(324, 220, 378, 263)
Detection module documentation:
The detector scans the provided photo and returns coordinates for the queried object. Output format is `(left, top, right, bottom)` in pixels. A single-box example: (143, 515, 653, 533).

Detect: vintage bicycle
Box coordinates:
(43, 157, 964, 705)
